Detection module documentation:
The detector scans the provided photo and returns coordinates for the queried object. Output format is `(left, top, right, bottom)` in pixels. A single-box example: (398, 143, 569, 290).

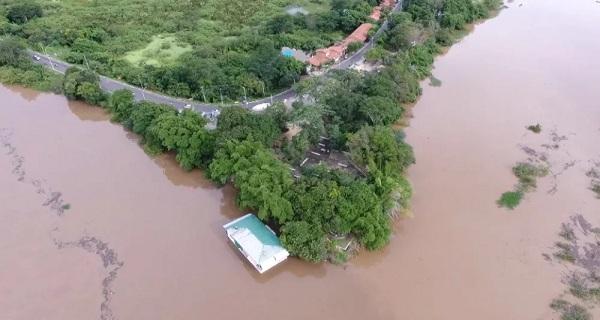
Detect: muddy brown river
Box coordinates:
(2, 0, 600, 319)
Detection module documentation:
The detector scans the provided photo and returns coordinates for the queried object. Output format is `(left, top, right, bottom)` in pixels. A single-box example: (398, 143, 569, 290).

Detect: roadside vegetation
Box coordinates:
(0, 36, 62, 91)
(0, 0, 382, 101)
(0, 0, 502, 263)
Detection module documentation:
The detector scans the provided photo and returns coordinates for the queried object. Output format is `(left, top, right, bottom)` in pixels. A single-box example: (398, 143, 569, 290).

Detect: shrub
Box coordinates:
(497, 191, 523, 209)
(590, 183, 600, 199)
(513, 162, 548, 192)
(435, 29, 453, 46)
(346, 41, 363, 54)
(108, 89, 135, 122)
(527, 124, 542, 133)
(0, 37, 27, 67)
(63, 67, 107, 104)
(281, 221, 327, 263)
(6, 2, 43, 24)
(550, 299, 591, 320)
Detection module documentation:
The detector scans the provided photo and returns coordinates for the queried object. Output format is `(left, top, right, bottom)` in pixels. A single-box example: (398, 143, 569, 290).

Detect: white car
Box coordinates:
(32, 55, 41, 61)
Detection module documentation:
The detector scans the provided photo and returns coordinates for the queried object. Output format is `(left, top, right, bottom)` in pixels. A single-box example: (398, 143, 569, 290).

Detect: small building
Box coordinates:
(223, 214, 289, 273)
(370, 0, 396, 21)
(343, 23, 373, 46)
(308, 44, 346, 68)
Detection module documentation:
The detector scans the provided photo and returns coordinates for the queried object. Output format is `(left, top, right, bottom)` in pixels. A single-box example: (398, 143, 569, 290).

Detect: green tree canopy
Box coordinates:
(63, 67, 106, 104)
(6, 2, 43, 24)
(146, 110, 214, 170)
(0, 37, 27, 67)
(216, 105, 284, 147)
(208, 139, 294, 224)
(128, 101, 175, 136)
(281, 221, 327, 263)
(347, 125, 415, 177)
(108, 89, 135, 123)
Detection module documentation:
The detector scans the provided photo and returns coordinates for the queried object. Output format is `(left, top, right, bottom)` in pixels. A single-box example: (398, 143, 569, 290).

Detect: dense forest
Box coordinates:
(0, 0, 501, 263)
(0, 0, 381, 101)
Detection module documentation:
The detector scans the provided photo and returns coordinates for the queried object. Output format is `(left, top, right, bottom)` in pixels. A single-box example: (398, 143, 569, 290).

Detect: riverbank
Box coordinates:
(3, 0, 600, 319)
(0, 0, 504, 264)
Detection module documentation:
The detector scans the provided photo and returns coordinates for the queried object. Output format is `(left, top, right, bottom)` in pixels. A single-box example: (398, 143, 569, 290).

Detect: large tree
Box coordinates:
(208, 139, 294, 224)
(281, 221, 327, 263)
(108, 89, 135, 123)
(63, 67, 106, 104)
(6, 2, 43, 24)
(216, 105, 284, 147)
(0, 37, 27, 67)
(347, 125, 415, 176)
(146, 110, 215, 169)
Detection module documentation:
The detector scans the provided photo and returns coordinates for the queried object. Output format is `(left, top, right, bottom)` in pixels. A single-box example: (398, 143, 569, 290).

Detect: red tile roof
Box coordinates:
(343, 23, 373, 45)
(308, 0, 395, 67)
(370, 0, 396, 21)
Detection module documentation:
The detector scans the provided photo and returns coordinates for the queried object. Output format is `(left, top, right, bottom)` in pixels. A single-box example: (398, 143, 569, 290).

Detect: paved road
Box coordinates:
(29, 0, 402, 115)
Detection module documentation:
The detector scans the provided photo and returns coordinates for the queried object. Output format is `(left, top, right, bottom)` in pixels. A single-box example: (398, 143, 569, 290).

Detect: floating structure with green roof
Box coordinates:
(223, 214, 289, 273)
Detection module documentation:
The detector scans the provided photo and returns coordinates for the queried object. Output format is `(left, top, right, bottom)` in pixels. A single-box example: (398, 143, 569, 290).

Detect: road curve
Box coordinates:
(29, 0, 402, 115)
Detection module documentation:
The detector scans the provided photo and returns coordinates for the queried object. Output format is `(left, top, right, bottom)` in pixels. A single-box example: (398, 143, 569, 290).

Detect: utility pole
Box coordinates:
(242, 86, 247, 104)
(201, 86, 207, 103)
(83, 54, 91, 70)
(219, 88, 224, 106)
(42, 46, 55, 72)
(138, 76, 147, 100)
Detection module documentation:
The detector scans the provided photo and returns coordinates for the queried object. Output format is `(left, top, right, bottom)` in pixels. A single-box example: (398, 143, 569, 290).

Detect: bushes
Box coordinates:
(281, 221, 327, 263)
(106, 89, 217, 170)
(63, 67, 107, 105)
(108, 89, 135, 122)
(383, 12, 421, 52)
(128, 101, 175, 136)
(497, 191, 523, 210)
(0, 37, 27, 67)
(346, 41, 363, 54)
(215, 104, 286, 147)
(0, 64, 62, 92)
(497, 162, 548, 209)
(441, 0, 477, 30)
(512, 162, 549, 192)
(406, 40, 440, 78)
(0, 36, 62, 91)
(0, 0, 375, 102)
(6, 2, 42, 24)
(146, 110, 215, 169)
(347, 125, 415, 176)
(208, 139, 294, 224)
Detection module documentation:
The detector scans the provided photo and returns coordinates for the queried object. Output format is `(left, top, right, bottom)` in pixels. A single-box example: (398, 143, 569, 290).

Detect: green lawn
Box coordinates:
(124, 35, 192, 67)
(0, 0, 374, 100)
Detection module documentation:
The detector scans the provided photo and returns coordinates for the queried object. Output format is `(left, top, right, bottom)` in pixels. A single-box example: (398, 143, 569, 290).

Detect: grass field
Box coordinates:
(124, 35, 192, 67)
(0, 0, 365, 100)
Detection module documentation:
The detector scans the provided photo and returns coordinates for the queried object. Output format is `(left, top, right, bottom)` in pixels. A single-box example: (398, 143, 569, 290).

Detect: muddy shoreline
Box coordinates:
(2, 0, 600, 319)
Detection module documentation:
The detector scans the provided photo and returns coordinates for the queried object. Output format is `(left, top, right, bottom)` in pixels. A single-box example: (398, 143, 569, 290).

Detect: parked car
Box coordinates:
(32, 55, 41, 61)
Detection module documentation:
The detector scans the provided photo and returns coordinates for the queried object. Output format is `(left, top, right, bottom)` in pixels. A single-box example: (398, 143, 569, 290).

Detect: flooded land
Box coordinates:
(2, 0, 600, 319)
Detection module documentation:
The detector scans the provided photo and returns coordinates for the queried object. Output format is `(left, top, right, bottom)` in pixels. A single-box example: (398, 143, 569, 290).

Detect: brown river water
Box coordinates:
(2, 0, 600, 319)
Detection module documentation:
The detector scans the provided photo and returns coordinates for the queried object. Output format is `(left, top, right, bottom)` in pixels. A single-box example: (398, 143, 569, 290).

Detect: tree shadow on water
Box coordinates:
(152, 152, 216, 189)
(66, 100, 110, 122)
(3, 84, 42, 102)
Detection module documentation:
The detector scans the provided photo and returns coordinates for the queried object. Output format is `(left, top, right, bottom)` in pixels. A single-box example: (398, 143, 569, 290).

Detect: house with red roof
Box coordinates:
(308, 0, 396, 69)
